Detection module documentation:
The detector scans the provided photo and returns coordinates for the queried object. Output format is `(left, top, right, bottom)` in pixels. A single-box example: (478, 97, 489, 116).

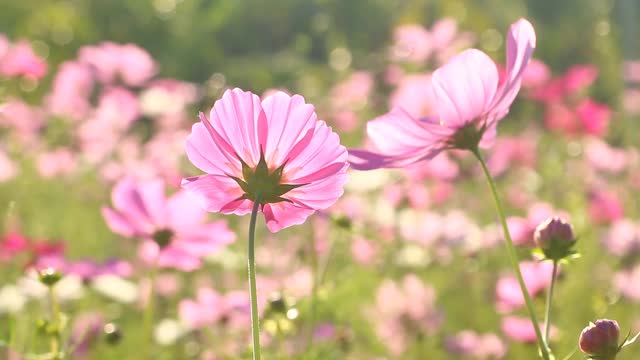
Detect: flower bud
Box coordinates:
(38, 267, 62, 287)
(534, 217, 575, 260)
(579, 319, 620, 359)
(103, 323, 122, 345)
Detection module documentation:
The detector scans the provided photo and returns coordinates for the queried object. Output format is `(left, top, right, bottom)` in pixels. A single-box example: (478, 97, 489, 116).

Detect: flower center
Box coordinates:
(231, 150, 305, 205)
(152, 229, 174, 249)
(449, 122, 486, 151)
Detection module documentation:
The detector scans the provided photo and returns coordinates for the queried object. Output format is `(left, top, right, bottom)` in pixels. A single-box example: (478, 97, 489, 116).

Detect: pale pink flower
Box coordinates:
(0, 99, 45, 146)
(47, 61, 94, 121)
(350, 19, 536, 170)
(178, 287, 226, 328)
(575, 98, 611, 137)
(624, 60, 640, 83)
(329, 71, 374, 111)
(182, 88, 349, 233)
(522, 59, 550, 88)
(588, 188, 624, 225)
(389, 73, 436, 118)
(0, 40, 47, 79)
(446, 330, 508, 359)
(390, 24, 432, 63)
(614, 265, 640, 302)
(496, 261, 555, 313)
(501, 316, 556, 343)
(0, 149, 17, 182)
(584, 138, 629, 174)
(79, 42, 157, 86)
(603, 219, 640, 256)
(351, 236, 378, 265)
(36, 148, 77, 178)
(370, 274, 443, 355)
(563, 65, 598, 94)
(486, 135, 537, 176)
(102, 178, 236, 271)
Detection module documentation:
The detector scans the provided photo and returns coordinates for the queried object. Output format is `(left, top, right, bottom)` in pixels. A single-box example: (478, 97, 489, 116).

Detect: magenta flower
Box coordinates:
(182, 88, 349, 232)
(102, 178, 235, 271)
(350, 19, 535, 170)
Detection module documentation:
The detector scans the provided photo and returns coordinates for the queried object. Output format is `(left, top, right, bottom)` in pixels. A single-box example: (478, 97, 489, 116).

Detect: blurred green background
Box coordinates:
(1, 0, 638, 98)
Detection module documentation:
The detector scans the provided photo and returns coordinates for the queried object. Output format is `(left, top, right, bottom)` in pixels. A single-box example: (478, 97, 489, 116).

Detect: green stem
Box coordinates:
(48, 286, 61, 359)
(308, 228, 319, 348)
(142, 262, 158, 359)
(544, 261, 559, 343)
(248, 199, 262, 360)
(472, 148, 551, 360)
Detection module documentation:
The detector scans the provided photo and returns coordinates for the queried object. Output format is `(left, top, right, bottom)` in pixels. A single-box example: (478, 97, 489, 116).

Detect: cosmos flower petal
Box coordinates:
(432, 49, 499, 127)
(261, 91, 317, 167)
(488, 18, 536, 123)
(181, 174, 252, 215)
(285, 121, 348, 182)
(209, 88, 265, 166)
(348, 109, 449, 170)
(185, 120, 234, 176)
(101, 207, 138, 237)
(166, 190, 207, 229)
(262, 202, 316, 233)
(110, 178, 156, 234)
(287, 173, 348, 209)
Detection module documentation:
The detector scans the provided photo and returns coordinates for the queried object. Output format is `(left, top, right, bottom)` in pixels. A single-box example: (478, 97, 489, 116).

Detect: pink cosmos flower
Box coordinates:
(102, 178, 236, 271)
(588, 188, 624, 225)
(445, 330, 508, 359)
(501, 316, 556, 343)
(603, 219, 640, 256)
(584, 138, 629, 174)
(79, 42, 157, 86)
(496, 261, 555, 313)
(0, 40, 47, 79)
(182, 88, 349, 232)
(370, 274, 443, 355)
(47, 61, 94, 121)
(575, 98, 611, 137)
(350, 19, 536, 170)
(614, 265, 640, 302)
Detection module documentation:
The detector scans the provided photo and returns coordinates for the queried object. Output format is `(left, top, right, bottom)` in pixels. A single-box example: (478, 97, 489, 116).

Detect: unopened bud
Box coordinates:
(579, 319, 620, 360)
(38, 267, 62, 287)
(103, 323, 122, 345)
(534, 217, 575, 260)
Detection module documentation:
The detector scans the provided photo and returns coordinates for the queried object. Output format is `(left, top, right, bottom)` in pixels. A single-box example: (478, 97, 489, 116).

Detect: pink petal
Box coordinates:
(262, 202, 316, 233)
(487, 18, 536, 123)
(101, 207, 138, 237)
(181, 174, 251, 215)
(261, 91, 318, 167)
(208, 88, 265, 166)
(185, 120, 236, 176)
(110, 178, 156, 234)
(284, 121, 348, 182)
(432, 49, 499, 127)
(349, 109, 451, 170)
(166, 190, 207, 229)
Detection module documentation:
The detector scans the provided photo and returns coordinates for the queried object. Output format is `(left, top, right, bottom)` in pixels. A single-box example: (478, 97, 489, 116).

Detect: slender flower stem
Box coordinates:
(544, 261, 559, 343)
(308, 227, 319, 348)
(248, 198, 262, 360)
(48, 286, 61, 359)
(472, 148, 551, 360)
(142, 262, 158, 359)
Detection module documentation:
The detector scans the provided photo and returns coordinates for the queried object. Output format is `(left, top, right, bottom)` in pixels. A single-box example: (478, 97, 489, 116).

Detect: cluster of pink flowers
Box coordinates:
(523, 62, 611, 137)
(0, 35, 47, 79)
